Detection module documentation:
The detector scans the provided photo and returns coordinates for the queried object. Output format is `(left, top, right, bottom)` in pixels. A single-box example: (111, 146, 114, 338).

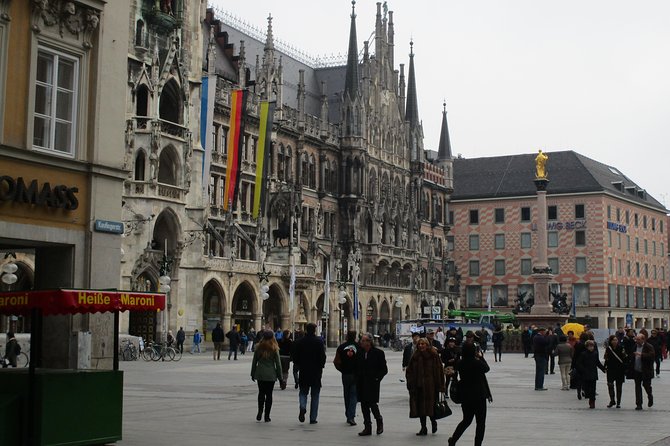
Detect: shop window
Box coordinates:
(574, 284, 590, 306)
(466, 286, 482, 307)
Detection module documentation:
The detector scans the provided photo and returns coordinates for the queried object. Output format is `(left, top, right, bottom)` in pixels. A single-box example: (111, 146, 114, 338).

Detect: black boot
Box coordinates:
(376, 417, 384, 435)
(256, 403, 263, 421)
(416, 426, 427, 436)
(358, 424, 372, 436)
(264, 402, 272, 422)
(431, 418, 438, 434)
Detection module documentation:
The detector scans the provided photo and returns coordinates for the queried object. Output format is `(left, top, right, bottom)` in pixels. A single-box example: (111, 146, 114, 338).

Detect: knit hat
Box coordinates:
(262, 330, 274, 340)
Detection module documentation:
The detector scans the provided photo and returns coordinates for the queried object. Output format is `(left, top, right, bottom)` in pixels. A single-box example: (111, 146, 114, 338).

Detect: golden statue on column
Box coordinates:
(535, 149, 549, 179)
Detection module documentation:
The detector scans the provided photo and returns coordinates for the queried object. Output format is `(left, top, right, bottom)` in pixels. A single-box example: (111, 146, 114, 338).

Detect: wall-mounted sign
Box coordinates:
(532, 220, 587, 231)
(606, 221, 627, 233)
(94, 220, 124, 234)
(0, 176, 79, 210)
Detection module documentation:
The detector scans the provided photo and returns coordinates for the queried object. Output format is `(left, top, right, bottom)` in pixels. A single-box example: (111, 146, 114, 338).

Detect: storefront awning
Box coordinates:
(0, 289, 165, 315)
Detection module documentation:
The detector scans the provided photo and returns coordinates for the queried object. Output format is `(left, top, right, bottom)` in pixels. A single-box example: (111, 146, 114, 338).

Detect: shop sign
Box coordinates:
(606, 221, 627, 233)
(0, 175, 79, 210)
(532, 220, 587, 231)
(94, 219, 124, 234)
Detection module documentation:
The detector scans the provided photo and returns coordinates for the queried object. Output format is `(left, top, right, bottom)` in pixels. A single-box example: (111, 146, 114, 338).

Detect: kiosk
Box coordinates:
(0, 289, 165, 445)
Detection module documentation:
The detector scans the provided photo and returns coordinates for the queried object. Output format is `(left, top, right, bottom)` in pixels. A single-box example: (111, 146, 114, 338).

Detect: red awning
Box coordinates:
(0, 289, 166, 315)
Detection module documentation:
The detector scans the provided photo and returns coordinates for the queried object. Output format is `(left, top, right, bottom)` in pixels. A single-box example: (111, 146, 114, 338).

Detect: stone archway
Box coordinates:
(379, 300, 391, 337)
(232, 281, 256, 333)
(366, 298, 379, 336)
(263, 283, 284, 330)
(129, 271, 159, 341)
(203, 279, 225, 340)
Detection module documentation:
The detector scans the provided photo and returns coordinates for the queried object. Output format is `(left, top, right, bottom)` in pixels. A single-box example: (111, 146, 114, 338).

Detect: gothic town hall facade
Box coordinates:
(120, 1, 453, 346)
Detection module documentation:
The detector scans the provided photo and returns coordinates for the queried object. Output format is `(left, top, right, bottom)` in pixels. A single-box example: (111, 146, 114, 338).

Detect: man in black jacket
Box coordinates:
(629, 333, 655, 410)
(402, 332, 420, 371)
(226, 326, 241, 360)
(356, 333, 388, 436)
(211, 322, 224, 360)
(293, 323, 326, 424)
(532, 327, 549, 390)
(334, 331, 359, 426)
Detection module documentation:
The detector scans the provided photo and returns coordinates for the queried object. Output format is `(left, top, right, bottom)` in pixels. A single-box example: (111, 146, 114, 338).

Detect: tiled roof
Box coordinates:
(451, 150, 666, 211)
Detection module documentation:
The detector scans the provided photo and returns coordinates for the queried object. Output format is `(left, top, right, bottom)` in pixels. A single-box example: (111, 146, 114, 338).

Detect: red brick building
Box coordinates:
(450, 151, 669, 330)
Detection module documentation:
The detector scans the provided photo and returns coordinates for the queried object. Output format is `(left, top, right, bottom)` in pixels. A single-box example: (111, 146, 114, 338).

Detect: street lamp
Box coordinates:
(1, 258, 18, 286)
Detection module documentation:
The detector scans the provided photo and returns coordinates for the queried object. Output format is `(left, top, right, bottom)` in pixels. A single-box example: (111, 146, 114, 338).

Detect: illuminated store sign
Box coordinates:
(0, 176, 79, 210)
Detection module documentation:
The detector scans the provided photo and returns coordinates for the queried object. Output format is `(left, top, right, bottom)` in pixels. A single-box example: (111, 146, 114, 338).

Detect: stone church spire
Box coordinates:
(344, 1, 359, 100)
(256, 14, 282, 105)
(405, 41, 419, 129)
(437, 102, 452, 160)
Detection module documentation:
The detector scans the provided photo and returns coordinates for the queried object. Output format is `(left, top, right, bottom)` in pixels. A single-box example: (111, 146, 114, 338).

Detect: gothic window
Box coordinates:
(330, 162, 338, 194)
(301, 152, 309, 185)
(134, 150, 146, 181)
(277, 144, 285, 181)
(323, 160, 331, 191)
(309, 154, 316, 189)
(285, 146, 293, 181)
(135, 20, 145, 47)
(136, 85, 149, 117)
(158, 145, 180, 185)
(159, 79, 182, 124)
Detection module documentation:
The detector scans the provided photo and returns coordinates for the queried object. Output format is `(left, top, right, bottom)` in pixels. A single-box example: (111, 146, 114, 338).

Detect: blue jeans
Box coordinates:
(534, 356, 547, 389)
(341, 374, 357, 421)
(299, 384, 321, 422)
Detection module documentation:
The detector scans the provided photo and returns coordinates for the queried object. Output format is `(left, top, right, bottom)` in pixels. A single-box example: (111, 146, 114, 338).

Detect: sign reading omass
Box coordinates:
(0, 289, 165, 315)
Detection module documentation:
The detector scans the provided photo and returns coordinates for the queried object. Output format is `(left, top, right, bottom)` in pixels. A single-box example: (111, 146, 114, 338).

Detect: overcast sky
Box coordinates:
(211, 0, 670, 208)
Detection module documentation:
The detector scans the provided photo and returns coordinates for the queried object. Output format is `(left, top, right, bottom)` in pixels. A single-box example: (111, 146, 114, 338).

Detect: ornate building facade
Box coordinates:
(192, 2, 454, 346)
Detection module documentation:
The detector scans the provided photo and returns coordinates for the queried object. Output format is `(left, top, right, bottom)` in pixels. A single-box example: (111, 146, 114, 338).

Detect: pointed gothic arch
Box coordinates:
(158, 144, 181, 186)
(159, 78, 183, 124)
(134, 149, 147, 181)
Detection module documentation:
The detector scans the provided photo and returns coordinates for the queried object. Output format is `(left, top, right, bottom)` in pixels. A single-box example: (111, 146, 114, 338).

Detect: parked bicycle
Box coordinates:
(142, 341, 181, 362)
(120, 339, 138, 361)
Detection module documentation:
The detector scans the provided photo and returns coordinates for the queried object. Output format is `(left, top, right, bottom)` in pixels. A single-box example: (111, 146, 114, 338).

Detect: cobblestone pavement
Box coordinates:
(118, 348, 670, 445)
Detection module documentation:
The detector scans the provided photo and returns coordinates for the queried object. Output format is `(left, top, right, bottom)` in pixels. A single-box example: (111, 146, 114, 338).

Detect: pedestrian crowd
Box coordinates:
(526, 323, 662, 410)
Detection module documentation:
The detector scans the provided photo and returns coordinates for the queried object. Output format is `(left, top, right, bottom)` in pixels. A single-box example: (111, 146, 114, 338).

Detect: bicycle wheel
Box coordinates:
(130, 345, 138, 361)
(121, 347, 130, 361)
(141, 347, 154, 361)
(166, 348, 176, 361)
(17, 352, 29, 368)
(151, 347, 161, 361)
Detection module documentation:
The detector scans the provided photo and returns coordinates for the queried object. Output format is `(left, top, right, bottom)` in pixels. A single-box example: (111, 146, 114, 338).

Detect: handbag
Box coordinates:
(449, 377, 462, 404)
(433, 392, 452, 419)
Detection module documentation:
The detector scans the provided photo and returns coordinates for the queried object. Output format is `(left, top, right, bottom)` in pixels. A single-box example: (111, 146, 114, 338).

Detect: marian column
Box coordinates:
(531, 150, 553, 315)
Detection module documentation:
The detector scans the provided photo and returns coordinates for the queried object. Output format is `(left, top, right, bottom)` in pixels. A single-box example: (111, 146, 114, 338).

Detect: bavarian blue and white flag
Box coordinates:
(353, 273, 359, 321)
(289, 264, 296, 311)
(323, 262, 330, 318)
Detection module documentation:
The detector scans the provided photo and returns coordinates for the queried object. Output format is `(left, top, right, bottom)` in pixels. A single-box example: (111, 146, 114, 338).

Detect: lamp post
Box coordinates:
(258, 262, 270, 329)
(158, 242, 172, 342)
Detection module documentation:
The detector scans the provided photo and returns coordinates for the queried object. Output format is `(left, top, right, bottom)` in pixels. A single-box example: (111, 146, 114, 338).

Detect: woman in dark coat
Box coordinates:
(576, 340, 606, 408)
(355, 333, 388, 436)
(448, 342, 491, 446)
(491, 325, 504, 362)
(406, 338, 446, 435)
(603, 335, 627, 408)
(570, 332, 589, 399)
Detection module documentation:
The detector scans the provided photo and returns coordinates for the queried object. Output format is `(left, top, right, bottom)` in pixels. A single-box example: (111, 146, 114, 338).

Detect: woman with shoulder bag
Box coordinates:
(251, 331, 283, 422)
(603, 335, 627, 408)
(448, 342, 491, 446)
(406, 337, 446, 435)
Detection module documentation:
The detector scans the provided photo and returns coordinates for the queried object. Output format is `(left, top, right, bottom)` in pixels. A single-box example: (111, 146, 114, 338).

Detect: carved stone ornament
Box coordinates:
(31, 0, 100, 50)
(0, 0, 12, 22)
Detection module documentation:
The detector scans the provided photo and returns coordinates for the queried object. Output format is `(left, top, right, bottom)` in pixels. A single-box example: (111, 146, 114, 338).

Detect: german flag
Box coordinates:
(252, 101, 275, 219)
(223, 89, 248, 211)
